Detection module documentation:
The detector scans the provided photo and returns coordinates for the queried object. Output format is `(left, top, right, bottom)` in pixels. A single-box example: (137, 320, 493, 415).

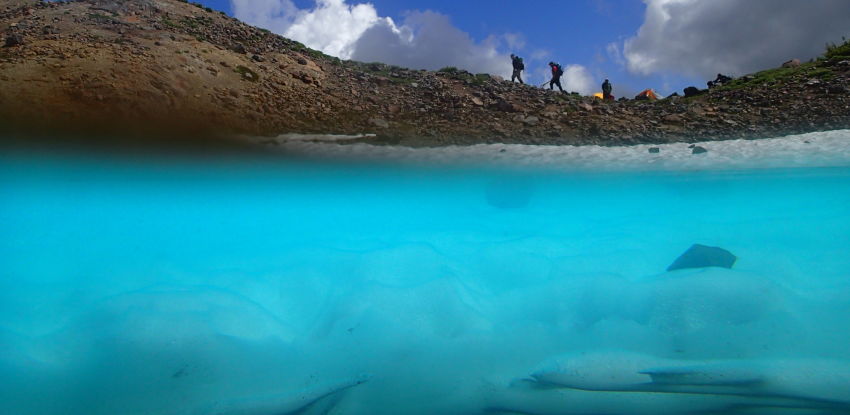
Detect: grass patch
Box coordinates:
(825, 37, 850, 60)
(438, 66, 459, 74)
(235, 65, 259, 82)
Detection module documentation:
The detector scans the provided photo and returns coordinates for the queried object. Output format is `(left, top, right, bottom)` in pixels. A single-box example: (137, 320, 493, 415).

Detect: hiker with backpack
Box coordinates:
(602, 79, 613, 100)
(548, 62, 565, 93)
(510, 54, 525, 84)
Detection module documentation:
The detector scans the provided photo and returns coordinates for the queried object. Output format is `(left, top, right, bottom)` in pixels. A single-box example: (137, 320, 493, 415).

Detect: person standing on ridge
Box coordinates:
(602, 78, 613, 100)
(548, 62, 565, 93)
(510, 54, 525, 84)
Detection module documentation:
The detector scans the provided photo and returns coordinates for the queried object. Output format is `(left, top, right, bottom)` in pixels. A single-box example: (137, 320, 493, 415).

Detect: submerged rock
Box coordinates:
(692, 146, 708, 154)
(667, 244, 737, 271)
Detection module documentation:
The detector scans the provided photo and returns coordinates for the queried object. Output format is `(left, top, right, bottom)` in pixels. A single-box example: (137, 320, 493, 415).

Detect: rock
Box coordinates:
(805, 79, 822, 87)
(781, 59, 801, 69)
(42, 25, 58, 35)
(492, 99, 519, 113)
(663, 114, 683, 124)
(667, 244, 737, 271)
(231, 43, 246, 54)
(692, 146, 708, 154)
(648, 147, 660, 154)
(369, 118, 389, 129)
(522, 116, 539, 126)
(579, 103, 594, 112)
(251, 54, 265, 62)
(4, 34, 23, 47)
(296, 56, 308, 65)
(827, 86, 848, 94)
(683, 86, 704, 98)
(471, 97, 483, 106)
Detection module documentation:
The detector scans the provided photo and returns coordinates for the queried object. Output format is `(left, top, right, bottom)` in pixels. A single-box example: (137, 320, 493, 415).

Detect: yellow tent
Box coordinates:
(593, 92, 604, 99)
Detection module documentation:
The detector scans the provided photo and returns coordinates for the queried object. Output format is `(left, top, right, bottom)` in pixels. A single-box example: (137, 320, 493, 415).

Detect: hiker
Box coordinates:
(548, 62, 565, 92)
(602, 78, 613, 100)
(510, 54, 525, 84)
(707, 73, 732, 88)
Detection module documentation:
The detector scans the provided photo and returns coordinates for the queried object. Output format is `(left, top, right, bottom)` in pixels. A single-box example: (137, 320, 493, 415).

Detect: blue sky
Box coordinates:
(194, 0, 850, 97)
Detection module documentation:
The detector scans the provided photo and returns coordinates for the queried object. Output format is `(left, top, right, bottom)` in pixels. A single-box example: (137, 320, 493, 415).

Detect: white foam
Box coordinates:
(271, 129, 850, 171)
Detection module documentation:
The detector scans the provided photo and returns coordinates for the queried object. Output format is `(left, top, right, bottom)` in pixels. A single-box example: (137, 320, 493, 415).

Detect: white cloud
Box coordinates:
(621, 0, 850, 79)
(350, 11, 511, 76)
(530, 64, 595, 95)
(230, 0, 515, 77)
(562, 65, 595, 95)
(605, 42, 625, 66)
(231, 0, 297, 35)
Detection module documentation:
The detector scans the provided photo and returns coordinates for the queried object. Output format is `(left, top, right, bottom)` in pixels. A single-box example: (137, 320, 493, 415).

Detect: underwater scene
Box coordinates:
(2, 136, 850, 415)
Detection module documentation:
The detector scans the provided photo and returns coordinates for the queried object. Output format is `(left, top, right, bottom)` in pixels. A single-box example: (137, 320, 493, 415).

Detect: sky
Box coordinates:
(195, 0, 850, 98)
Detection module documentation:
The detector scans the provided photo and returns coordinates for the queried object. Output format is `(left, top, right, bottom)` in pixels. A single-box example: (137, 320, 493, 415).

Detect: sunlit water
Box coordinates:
(2, 132, 850, 414)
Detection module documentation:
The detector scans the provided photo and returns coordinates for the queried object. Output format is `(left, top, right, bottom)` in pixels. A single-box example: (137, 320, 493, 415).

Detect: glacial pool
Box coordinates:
(2, 135, 850, 414)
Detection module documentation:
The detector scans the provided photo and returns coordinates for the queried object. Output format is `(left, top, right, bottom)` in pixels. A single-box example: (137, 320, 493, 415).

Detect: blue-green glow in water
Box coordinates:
(2, 150, 850, 414)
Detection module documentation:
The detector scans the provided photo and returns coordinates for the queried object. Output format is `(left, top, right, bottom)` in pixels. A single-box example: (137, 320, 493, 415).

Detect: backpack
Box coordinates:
(513, 57, 524, 70)
(554, 63, 564, 77)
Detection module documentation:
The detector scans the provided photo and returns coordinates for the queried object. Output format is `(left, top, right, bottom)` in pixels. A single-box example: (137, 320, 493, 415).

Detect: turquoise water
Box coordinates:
(2, 150, 850, 414)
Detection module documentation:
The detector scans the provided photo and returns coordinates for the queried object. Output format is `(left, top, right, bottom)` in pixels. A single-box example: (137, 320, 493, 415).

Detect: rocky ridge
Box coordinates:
(1, 0, 849, 147)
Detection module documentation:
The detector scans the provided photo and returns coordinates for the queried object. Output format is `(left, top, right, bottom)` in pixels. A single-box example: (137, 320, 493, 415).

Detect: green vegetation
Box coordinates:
(825, 37, 850, 60)
(715, 36, 847, 92)
(438, 66, 459, 74)
(471, 73, 490, 86)
(235, 65, 260, 82)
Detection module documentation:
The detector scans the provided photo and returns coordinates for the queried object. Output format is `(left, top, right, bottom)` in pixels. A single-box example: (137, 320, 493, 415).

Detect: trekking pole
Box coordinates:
(539, 80, 550, 88)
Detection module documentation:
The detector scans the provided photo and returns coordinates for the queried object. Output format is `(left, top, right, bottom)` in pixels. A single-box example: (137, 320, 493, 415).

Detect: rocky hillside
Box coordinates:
(1, 0, 849, 147)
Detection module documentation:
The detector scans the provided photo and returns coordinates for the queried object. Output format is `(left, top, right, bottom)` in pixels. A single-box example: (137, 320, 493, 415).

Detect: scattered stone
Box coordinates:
(663, 114, 683, 124)
(667, 244, 737, 271)
(251, 54, 264, 62)
(522, 116, 539, 126)
(231, 43, 246, 54)
(296, 56, 308, 65)
(648, 147, 660, 154)
(692, 146, 708, 154)
(471, 97, 483, 106)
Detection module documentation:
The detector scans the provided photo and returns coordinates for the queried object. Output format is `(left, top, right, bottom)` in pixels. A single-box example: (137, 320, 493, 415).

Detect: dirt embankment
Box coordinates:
(1, 0, 849, 147)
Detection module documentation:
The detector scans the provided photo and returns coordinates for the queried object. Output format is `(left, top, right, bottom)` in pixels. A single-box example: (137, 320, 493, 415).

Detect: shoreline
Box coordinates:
(260, 129, 850, 172)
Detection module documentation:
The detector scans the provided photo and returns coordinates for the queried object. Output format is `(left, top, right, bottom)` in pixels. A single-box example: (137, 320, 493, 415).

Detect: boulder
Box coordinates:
(231, 43, 247, 54)
(692, 146, 708, 154)
(648, 147, 660, 154)
(522, 116, 539, 126)
(781, 59, 801, 69)
(683, 86, 704, 98)
(4, 34, 23, 47)
(667, 244, 737, 271)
